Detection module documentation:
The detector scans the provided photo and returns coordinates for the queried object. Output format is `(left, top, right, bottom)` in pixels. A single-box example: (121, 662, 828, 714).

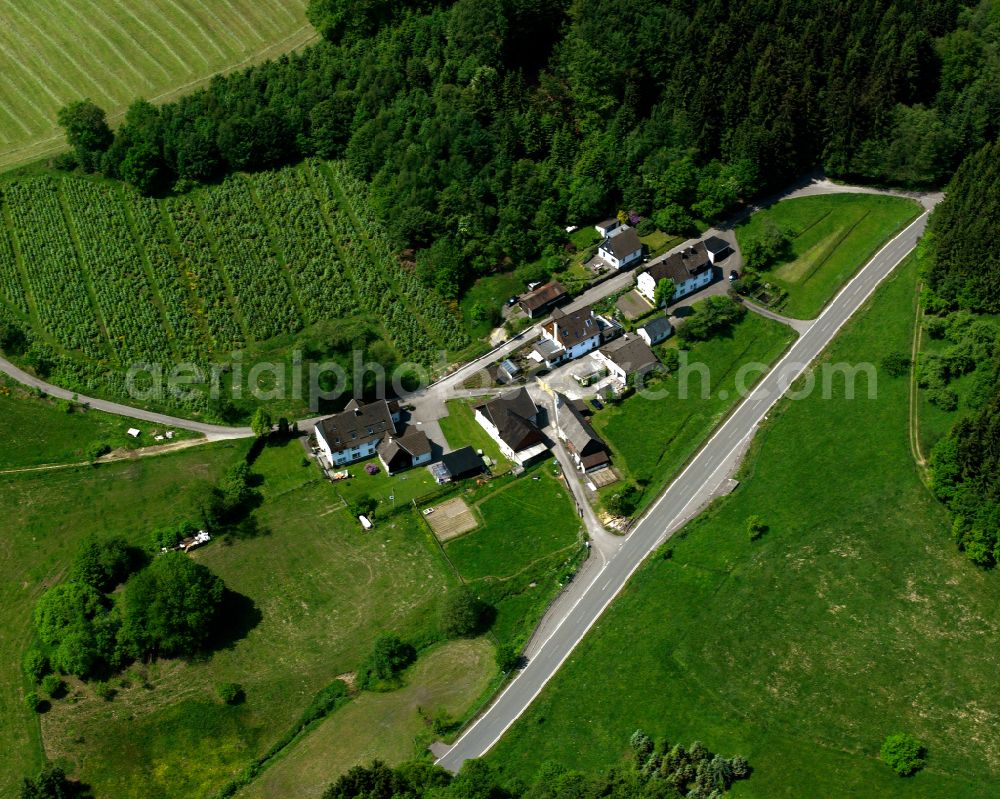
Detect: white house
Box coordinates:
(637, 241, 714, 306)
(637, 316, 673, 346)
(314, 398, 402, 468)
(530, 305, 609, 368)
(591, 335, 660, 384)
(594, 217, 621, 238)
(473, 388, 549, 466)
(597, 226, 643, 270)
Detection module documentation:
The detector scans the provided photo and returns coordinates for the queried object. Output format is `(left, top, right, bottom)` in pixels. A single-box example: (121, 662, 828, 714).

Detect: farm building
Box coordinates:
(474, 388, 549, 466)
(555, 393, 610, 473)
(431, 446, 488, 483)
(519, 281, 569, 319)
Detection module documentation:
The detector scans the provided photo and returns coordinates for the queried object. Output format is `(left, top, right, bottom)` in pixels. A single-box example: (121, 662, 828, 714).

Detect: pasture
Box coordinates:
(0, 0, 314, 170)
(592, 312, 794, 513)
(736, 193, 920, 318)
(0, 162, 467, 419)
(492, 257, 1000, 797)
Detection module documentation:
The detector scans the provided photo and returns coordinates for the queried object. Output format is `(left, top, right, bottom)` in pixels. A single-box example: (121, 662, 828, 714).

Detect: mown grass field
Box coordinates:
(237, 639, 495, 799)
(736, 193, 920, 318)
(0, 440, 242, 799)
(592, 312, 795, 512)
(37, 440, 464, 799)
(0, 162, 468, 420)
(491, 256, 1000, 797)
(0, 0, 314, 170)
(0, 376, 195, 469)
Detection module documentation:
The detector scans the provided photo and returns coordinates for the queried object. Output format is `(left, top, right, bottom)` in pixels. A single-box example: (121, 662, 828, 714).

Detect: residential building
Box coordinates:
(519, 281, 568, 318)
(597, 226, 643, 269)
(314, 398, 402, 468)
(703, 235, 733, 264)
(637, 316, 673, 346)
(637, 241, 714, 306)
(378, 429, 432, 475)
(530, 305, 610, 368)
(594, 217, 620, 238)
(555, 393, 610, 473)
(591, 335, 661, 384)
(474, 388, 549, 466)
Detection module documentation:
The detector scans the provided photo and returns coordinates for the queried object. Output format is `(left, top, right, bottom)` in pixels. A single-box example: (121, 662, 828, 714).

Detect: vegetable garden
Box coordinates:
(0, 163, 468, 417)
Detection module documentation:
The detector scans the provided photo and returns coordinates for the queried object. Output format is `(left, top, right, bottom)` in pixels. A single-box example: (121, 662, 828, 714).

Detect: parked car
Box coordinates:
(590, 397, 604, 410)
(729, 269, 740, 281)
(506, 296, 519, 306)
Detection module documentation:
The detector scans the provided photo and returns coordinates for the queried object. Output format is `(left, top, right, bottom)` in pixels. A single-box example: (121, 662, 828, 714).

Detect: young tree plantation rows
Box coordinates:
(0, 162, 467, 414)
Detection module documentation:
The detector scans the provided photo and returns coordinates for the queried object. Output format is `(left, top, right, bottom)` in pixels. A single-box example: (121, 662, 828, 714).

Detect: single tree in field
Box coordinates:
(881, 732, 925, 776)
(654, 278, 677, 308)
(251, 408, 273, 439)
(57, 100, 112, 170)
(439, 586, 486, 638)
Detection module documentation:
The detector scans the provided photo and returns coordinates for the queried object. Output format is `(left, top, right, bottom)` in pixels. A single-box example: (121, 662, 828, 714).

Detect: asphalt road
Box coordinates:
(435, 209, 931, 773)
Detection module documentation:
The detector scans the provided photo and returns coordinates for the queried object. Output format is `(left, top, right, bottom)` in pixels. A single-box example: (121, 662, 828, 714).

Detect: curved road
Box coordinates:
(435, 209, 933, 772)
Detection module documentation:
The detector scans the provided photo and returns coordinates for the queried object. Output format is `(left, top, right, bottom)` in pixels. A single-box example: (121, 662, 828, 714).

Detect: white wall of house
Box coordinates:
(637, 270, 713, 306)
(598, 244, 641, 270)
(412, 451, 432, 467)
(595, 221, 619, 237)
(638, 326, 671, 347)
(318, 435, 379, 467)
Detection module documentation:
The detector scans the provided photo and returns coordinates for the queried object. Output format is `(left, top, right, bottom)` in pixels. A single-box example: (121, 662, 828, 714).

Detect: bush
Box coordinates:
(927, 386, 958, 411)
(24, 691, 41, 713)
(881, 732, 925, 776)
(218, 682, 245, 705)
(349, 494, 378, 519)
(636, 218, 656, 236)
(41, 674, 66, 699)
(676, 296, 747, 343)
(93, 681, 116, 701)
(358, 634, 416, 689)
(630, 729, 654, 757)
(495, 643, 521, 673)
(880, 352, 911, 378)
(85, 441, 112, 462)
(606, 484, 640, 517)
(296, 680, 349, 728)
(23, 648, 50, 683)
(439, 586, 487, 638)
(747, 515, 768, 541)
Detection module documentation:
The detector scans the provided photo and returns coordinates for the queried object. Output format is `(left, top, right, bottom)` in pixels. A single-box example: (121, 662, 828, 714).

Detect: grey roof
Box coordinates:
(703, 235, 732, 255)
(317, 399, 396, 451)
(556, 393, 607, 459)
(645, 241, 711, 284)
(475, 388, 543, 451)
(601, 336, 660, 375)
(533, 337, 564, 360)
(601, 227, 642, 259)
(499, 359, 520, 376)
(639, 315, 673, 339)
(597, 217, 619, 230)
(544, 305, 601, 349)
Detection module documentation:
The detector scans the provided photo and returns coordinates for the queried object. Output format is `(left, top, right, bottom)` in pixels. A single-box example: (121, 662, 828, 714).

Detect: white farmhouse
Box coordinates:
(637, 241, 714, 306)
(473, 388, 549, 466)
(314, 398, 402, 468)
(597, 226, 643, 270)
(637, 316, 673, 346)
(530, 305, 610, 369)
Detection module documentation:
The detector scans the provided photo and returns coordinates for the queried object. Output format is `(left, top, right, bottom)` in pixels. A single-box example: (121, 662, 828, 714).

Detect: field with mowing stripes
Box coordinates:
(0, 162, 468, 419)
(0, 0, 315, 170)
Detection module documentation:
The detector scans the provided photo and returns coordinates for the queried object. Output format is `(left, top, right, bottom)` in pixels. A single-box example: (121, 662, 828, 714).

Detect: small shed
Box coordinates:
(498, 359, 521, 383)
(127, 428, 140, 438)
(595, 217, 621, 238)
(637, 316, 674, 346)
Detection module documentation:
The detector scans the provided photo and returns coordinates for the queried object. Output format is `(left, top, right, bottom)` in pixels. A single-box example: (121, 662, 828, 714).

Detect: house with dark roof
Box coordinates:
(637, 315, 673, 346)
(703, 235, 733, 264)
(636, 241, 714, 306)
(314, 399, 402, 468)
(431, 446, 487, 483)
(597, 226, 643, 270)
(473, 387, 549, 466)
(594, 217, 621, 238)
(591, 335, 661, 384)
(530, 305, 615, 368)
(519, 281, 568, 319)
(555, 393, 610, 473)
(378, 429, 432, 475)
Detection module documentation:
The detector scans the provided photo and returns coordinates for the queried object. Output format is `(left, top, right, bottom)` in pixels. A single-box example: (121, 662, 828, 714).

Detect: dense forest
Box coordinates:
(55, 0, 1000, 298)
(924, 139, 1000, 565)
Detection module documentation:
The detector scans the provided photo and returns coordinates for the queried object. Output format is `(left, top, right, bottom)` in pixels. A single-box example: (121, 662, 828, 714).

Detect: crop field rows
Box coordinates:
(0, 164, 468, 387)
(0, 0, 315, 169)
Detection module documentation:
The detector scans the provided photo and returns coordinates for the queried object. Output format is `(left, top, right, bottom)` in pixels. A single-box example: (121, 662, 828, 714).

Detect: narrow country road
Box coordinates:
(434, 208, 933, 772)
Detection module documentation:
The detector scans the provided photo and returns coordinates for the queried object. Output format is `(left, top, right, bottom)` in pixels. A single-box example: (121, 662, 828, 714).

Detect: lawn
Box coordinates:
(237, 639, 495, 799)
(491, 256, 1000, 797)
(0, 0, 314, 170)
(0, 441, 244, 799)
(439, 399, 511, 469)
(592, 312, 795, 512)
(639, 230, 685, 260)
(441, 467, 585, 649)
(0, 378, 196, 470)
(736, 193, 921, 319)
(460, 271, 523, 339)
